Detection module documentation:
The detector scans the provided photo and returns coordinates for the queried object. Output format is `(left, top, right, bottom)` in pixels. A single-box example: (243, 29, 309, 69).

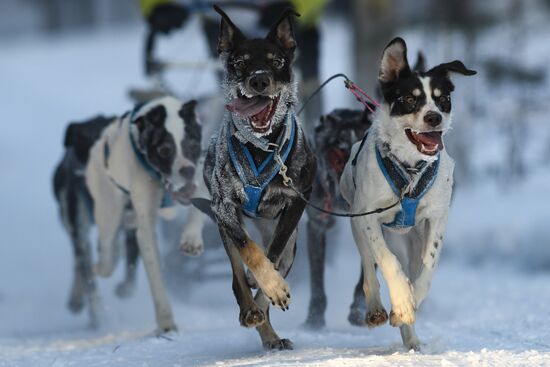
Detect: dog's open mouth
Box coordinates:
(405, 129, 444, 156)
(170, 182, 196, 205)
(226, 93, 280, 134)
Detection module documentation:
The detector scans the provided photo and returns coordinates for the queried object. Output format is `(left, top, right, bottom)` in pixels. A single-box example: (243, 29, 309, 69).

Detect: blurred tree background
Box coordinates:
(1, 0, 548, 188)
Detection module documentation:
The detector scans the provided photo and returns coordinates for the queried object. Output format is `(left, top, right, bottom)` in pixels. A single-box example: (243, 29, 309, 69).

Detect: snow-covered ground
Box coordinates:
(1, 15, 550, 367)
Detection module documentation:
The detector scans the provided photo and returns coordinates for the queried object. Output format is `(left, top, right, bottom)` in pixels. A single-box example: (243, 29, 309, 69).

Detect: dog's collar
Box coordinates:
(376, 145, 440, 228)
(227, 111, 296, 217)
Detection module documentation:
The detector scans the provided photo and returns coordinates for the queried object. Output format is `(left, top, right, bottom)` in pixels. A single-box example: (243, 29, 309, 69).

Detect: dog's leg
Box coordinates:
(80, 198, 100, 328)
(68, 236, 86, 314)
(350, 220, 388, 327)
(246, 218, 273, 289)
(214, 200, 290, 310)
(304, 215, 328, 329)
(347, 266, 368, 326)
(246, 198, 304, 348)
(256, 195, 308, 309)
(254, 290, 294, 350)
(266, 196, 308, 269)
(179, 206, 206, 256)
(400, 324, 421, 351)
(413, 215, 448, 307)
(180, 158, 208, 256)
(255, 234, 296, 350)
(131, 182, 176, 334)
(89, 178, 126, 278)
(115, 228, 139, 298)
(68, 245, 86, 312)
(218, 227, 266, 328)
(80, 236, 101, 328)
(394, 232, 421, 351)
(63, 187, 86, 314)
(66, 188, 100, 327)
(352, 209, 415, 326)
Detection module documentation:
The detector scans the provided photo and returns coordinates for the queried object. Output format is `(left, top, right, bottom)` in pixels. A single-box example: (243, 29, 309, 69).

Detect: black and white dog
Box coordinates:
(53, 115, 136, 327)
(305, 53, 427, 329)
(201, 6, 316, 350)
(304, 107, 373, 328)
(86, 96, 205, 334)
(340, 37, 476, 349)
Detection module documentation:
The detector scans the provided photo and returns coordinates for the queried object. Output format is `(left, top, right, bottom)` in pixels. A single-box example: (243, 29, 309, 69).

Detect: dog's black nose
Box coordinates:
(179, 166, 195, 180)
(249, 74, 270, 93)
(424, 111, 442, 127)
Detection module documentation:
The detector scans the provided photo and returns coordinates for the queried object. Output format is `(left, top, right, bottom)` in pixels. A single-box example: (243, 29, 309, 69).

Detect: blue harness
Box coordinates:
(376, 147, 439, 229)
(227, 114, 297, 218)
(352, 133, 439, 229)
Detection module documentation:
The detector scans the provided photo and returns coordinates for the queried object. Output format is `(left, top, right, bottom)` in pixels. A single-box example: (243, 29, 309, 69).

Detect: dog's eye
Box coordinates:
(157, 144, 173, 159)
(439, 95, 449, 103)
(272, 58, 284, 69)
(233, 59, 246, 69)
(404, 95, 416, 104)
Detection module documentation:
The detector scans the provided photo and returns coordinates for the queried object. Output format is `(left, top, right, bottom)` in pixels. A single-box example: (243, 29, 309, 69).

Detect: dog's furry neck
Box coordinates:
(373, 105, 441, 169)
(222, 73, 298, 142)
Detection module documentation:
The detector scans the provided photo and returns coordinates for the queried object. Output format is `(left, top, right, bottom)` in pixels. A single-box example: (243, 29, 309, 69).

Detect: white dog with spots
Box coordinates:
(86, 96, 206, 334)
(340, 38, 476, 350)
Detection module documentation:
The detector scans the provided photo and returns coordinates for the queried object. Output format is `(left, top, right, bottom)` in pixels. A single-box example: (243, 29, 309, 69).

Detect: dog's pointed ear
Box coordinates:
(428, 60, 477, 77)
(266, 8, 299, 51)
(145, 105, 167, 127)
(413, 51, 426, 73)
(213, 4, 245, 55)
(133, 116, 146, 132)
(179, 99, 199, 124)
(132, 107, 166, 134)
(63, 123, 78, 147)
(379, 37, 411, 83)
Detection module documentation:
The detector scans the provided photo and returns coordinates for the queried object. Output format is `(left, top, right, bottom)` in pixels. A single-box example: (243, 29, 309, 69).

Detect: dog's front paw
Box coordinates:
(115, 280, 135, 299)
(179, 240, 204, 257)
(263, 338, 294, 351)
(347, 306, 365, 326)
(155, 320, 178, 336)
(389, 281, 416, 326)
(403, 335, 421, 351)
(239, 307, 265, 327)
(180, 231, 204, 256)
(67, 294, 84, 314)
(304, 314, 326, 330)
(93, 260, 114, 278)
(259, 271, 291, 310)
(365, 306, 388, 328)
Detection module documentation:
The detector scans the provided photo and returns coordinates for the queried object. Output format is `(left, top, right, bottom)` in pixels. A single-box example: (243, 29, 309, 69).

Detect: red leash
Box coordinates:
(297, 73, 380, 116)
(344, 79, 380, 113)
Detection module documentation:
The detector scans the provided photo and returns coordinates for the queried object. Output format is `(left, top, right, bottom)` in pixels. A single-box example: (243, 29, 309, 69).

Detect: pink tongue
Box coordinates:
(415, 131, 443, 149)
(226, 96, 271, 117)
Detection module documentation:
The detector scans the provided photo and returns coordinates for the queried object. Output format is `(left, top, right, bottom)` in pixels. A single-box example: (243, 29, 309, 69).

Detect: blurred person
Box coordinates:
(138, 0, 328, 128)
(139, 0, 191, 76)
(259, 0, 329, 135)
